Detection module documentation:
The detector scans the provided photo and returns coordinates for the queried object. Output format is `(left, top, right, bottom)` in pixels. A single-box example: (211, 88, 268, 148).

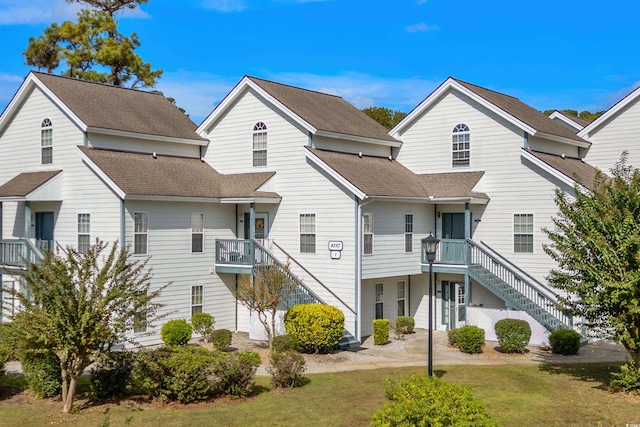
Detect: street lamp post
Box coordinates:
(422, 232, 440, 377)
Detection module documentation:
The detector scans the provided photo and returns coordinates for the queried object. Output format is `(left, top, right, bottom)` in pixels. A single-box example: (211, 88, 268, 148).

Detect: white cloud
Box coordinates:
(604, 81, 640, 109)
(0, 0, 149, 25)
(201, 0, 246, 12)
(406, 22, 438, 33)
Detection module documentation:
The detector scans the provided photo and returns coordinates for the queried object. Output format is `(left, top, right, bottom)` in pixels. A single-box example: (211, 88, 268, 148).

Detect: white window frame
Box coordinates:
(513, 213, 534, 253)
(41, 118, 53, 165)
(77, 213, 90, 254)
(252, 122, 267, 167)
(134, 212, 149, 255)
(397, 280, 406, 317)
(191, 285, 204, 317)
(363, 212, 374, 255)
(404, 214, 413, 253)
(452, 123, 470, 168)
(375, 283, 384, 320)
(191, 212, 204, 253)
(299, 213, 316, 254)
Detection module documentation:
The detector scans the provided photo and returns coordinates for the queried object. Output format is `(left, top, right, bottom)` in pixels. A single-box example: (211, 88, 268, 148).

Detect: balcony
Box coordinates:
(215, 239, 253, 274)
(421, 239, 469, 273)
(0, 239, 44, 273)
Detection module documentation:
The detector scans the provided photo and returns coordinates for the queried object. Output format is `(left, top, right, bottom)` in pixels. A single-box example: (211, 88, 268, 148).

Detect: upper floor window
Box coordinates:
(363, 213, 374, 255)
(300, 213, 316, 253)
(191, 213, 204, 253)
(513, 214, 534, 253)
(253, 122, 267, 167)
(77, 213, 90, 254)
(404, 214, 413, 253)
(134, 212, 149, 255)
(452, 123, 470, 167)
(41, 118, 53, 164)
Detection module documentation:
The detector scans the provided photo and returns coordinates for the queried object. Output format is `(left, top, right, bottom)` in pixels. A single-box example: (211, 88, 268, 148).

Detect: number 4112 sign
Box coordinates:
(328, 241, 343, 260)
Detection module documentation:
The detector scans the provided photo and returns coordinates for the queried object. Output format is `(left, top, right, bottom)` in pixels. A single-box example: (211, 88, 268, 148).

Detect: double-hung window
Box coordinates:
(513, 214, 534, 253)
(252, 122, 267, 167)
(41, 118, 53, 164)
(404, 214, 413, 253)
(300, 214, 316, 253)
(77, 213, 90, 253)
(375, 283, 384, 319)
(452, 123, 470, 167)
(134, 212, 149, 255)
(397, 280, 406, 317)
(191, 213, 204, 253)
(363, 213, 373, 255)
(192, 285, 203, 316)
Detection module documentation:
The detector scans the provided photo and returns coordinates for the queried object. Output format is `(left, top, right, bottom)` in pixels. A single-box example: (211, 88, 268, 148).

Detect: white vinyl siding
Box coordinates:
(77, 213, 90, 253)
(404, 214, 413, 253)
(41, 118, 53, 164)
(514, 214, 534, 253)
(191, 213, 204, 253)
(191, 285, 203, 317)
(363, 212, 373, 255)
(375, 283, 383, 319)
(252, 122, 267, 167)
(134, 212, 149, 255)
(299, 214, 316, 253)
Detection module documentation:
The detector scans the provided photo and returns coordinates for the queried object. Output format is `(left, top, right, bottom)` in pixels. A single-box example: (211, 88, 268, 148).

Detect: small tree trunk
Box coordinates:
(59, 365, 69, 406)
(62, 376, 78, 413)
(270, 308, 278, 350)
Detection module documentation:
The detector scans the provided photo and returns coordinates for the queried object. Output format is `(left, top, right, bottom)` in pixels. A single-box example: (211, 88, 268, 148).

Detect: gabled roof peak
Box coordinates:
(245, 75, 343, 100)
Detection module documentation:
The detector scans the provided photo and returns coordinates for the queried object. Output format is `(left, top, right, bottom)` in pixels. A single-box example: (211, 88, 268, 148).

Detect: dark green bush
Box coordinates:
(272, 334, 300, 353)
(371, 373, 497, 426)
(456, 325, 485, 354)
(0, 346, 9, 376)
(284, 304, 344, 353)
(373, 319, 390, 345)
(134, 346, 218, 403)
(20, 348, 62, 398)
(90, 351, 137, 399)
(236, 350, 261, 367)
(268, 350, 307, 388)
(0, 323, 19, 361)
(191, 312, 215, 342)
(210, 351, 258, 398)
(395, 316, 415, 333)
(160, 319, 193, 346)
(210, 329, 233, 351)
(549, 329, 581, 355)
(447, 328, 459, 347)
(495, 319, 531, 353)
(611, 363, 640, 394)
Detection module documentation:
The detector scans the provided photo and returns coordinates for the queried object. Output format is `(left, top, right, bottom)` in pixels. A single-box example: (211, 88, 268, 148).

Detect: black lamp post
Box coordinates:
(422, 232, 440, 377)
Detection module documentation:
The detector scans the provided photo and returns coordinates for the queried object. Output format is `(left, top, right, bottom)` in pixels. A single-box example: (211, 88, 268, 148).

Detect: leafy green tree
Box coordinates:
(362, 106, 407, 130)
(235, 263, 297, 349)
(542, 108, 605, 122)
(24, 0, 161, 88)
(4, 240, 166, 413)
(545, 154, 640, 368)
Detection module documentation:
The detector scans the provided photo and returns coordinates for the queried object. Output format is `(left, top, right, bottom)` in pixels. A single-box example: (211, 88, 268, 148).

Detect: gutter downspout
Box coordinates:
(120, 199, 125, 250)
(356, 196, 374, 342)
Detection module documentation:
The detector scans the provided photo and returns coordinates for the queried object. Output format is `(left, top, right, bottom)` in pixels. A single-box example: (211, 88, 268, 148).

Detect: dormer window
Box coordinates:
(41, 118, 53, 164)
(452, 123, 470, 167)
(252, 122, 267, 167)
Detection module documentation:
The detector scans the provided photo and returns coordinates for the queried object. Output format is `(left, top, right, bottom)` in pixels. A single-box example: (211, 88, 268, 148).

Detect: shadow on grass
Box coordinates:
(538, 362, 624, 390)
(0, 374, 27, 400)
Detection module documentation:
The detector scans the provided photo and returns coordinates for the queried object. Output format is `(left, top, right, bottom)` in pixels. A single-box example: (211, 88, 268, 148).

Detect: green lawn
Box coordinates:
(1, 363, 639, 426)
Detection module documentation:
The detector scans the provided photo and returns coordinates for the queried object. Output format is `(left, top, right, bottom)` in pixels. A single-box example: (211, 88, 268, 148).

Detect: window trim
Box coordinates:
(252, 121, 268, 167)
(375, 283, 384, 320)
(513, 213, 534, 254)
(363, 212, 374, 255)
(41, 118, 53, 165)
(77, 213, 90, 254)
(191, 212, 204, 254)
(191, 285, 204, 317)
(452, 123, 470, 168)
(133, 212, 149, 255)
(299, 213, 316, 254)
(404, 213, 414, 253)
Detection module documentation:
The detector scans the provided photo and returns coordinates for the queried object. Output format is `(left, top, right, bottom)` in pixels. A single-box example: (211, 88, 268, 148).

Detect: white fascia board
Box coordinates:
(390, 78, 537, 137)
(521, 148, 587, 194)
(87, 127, 208, 146)
(220, 197, 281, 204)
(548, 111, 584, 131)
(535, 131, 591, 148)
(0, 73, 87, 135)
(578, 85, 640, 139)
(0, 196, 26, 202)
(305, 149, 367, 200)
(315, 130, 402, 148)
(197, 77, 317, 136)
(256, 174, 276, 192)
(430, 196, 489, 205)
(77, 147, 126, 199)
(125, 195, 221, 203)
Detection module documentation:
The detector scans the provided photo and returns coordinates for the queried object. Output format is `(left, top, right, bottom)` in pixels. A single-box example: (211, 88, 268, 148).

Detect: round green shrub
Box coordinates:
(236, 351, 261, 367)
(284, 304, 344, 353)
(395, 316, 415, 333)
(191, 312, 215, 342)
(268, 350, 307, 388)
(456, 325, 485, 354)
(160, 319, 193, 346)
(371, 373, 497, 426)
(495, 319, 531, 353)
(210, 329, 233, 351)
(610, 363, 640, 394)
(373, 319, 390, 345)
(20, 348, 62, 398)
(549, 329, 581, 355)
(211, 351, 258, 398)
(447, 328, 460, 347)
(90, 351, 138, 399)
(272, 334, 300, 353)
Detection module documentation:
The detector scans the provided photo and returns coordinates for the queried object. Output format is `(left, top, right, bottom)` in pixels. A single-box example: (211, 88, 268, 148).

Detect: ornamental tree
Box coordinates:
(5, 240, 166, 413)
(544, 154, 640, 367)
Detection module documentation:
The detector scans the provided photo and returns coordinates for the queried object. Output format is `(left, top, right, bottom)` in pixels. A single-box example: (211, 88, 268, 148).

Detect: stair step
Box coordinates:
(336, 330, 361, 350)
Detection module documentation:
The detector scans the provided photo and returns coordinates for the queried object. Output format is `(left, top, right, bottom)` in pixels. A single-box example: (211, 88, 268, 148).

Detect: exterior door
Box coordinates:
(442, 281, 466, 329)
(243, 212, 269, 243)
(442, 213, 465, 239)
(35, 212, 54, 252)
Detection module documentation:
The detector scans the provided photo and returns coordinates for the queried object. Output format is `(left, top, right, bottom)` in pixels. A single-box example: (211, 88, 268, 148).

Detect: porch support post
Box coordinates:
(24, 201, 31, 240)
(249, 203, 255, 263)
(464, 273, 470, 315)
(464, 202, 470, 239)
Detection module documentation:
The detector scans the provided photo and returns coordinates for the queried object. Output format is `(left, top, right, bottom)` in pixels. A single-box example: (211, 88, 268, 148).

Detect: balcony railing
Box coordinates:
(421, 238, 468, 265)
(0, 239, 44, 268)
(215, 239, 253, 266)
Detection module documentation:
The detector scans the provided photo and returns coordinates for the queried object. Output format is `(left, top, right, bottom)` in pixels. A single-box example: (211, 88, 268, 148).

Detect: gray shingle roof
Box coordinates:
(554, 110, 592, 128)
(33, 72, 206, 142)
(0, 170, 62, 197)
(248, 76, 399, 144)
(79, 146, 279, 199)
(453, 78, 586, 143)
(525, 149, 601, 190)
(308, 147, 488, 200)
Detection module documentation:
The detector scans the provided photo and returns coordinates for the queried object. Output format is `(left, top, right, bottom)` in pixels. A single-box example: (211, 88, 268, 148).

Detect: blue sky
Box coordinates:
(1, 0, 640, 124)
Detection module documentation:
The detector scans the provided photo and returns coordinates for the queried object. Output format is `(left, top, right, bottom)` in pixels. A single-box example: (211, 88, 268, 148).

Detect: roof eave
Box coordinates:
(77, 147, 126, 199)
(548, 111, 585, 131)
(578, 85, 640, 139)
(521, 148, 588, 194)
(534, 131, 590, 148)
(124, 195, 222, 203)
(87, 127, 208, 146)
(304, 148, 367, 200)
(315, 130, 401, 147)
(220, 196, 282, 204)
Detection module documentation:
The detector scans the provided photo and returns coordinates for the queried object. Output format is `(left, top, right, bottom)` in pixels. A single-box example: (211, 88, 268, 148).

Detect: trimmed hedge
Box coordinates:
(373, 319, 390, 345)
(20, 348, 62, 398)
(371, 373, 497, 426)
(395, 316, 415, 334)
(160, 319, 193, 346)
(191, 312, 215, 342)
(272, 334, 300, 353)
(210, 329, 233, 351)
(495, 319, 531, 353)
(611, 363, 640, 394)
(447, 328, 460, 347)
(284, 304, 344, 353)
(90, 351, 138, 399)
(549, 329, 581, 355)
(456, 325, 485, 354)
(211, 351, 259, 398)
(268, 350, 307, 388)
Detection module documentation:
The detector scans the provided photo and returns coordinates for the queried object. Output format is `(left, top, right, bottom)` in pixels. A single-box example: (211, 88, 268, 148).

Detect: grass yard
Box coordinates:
(1, 363, 639, 426)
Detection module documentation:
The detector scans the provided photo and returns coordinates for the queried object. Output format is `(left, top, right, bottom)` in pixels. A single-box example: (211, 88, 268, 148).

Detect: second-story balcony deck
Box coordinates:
(0, 239, 44, 274)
